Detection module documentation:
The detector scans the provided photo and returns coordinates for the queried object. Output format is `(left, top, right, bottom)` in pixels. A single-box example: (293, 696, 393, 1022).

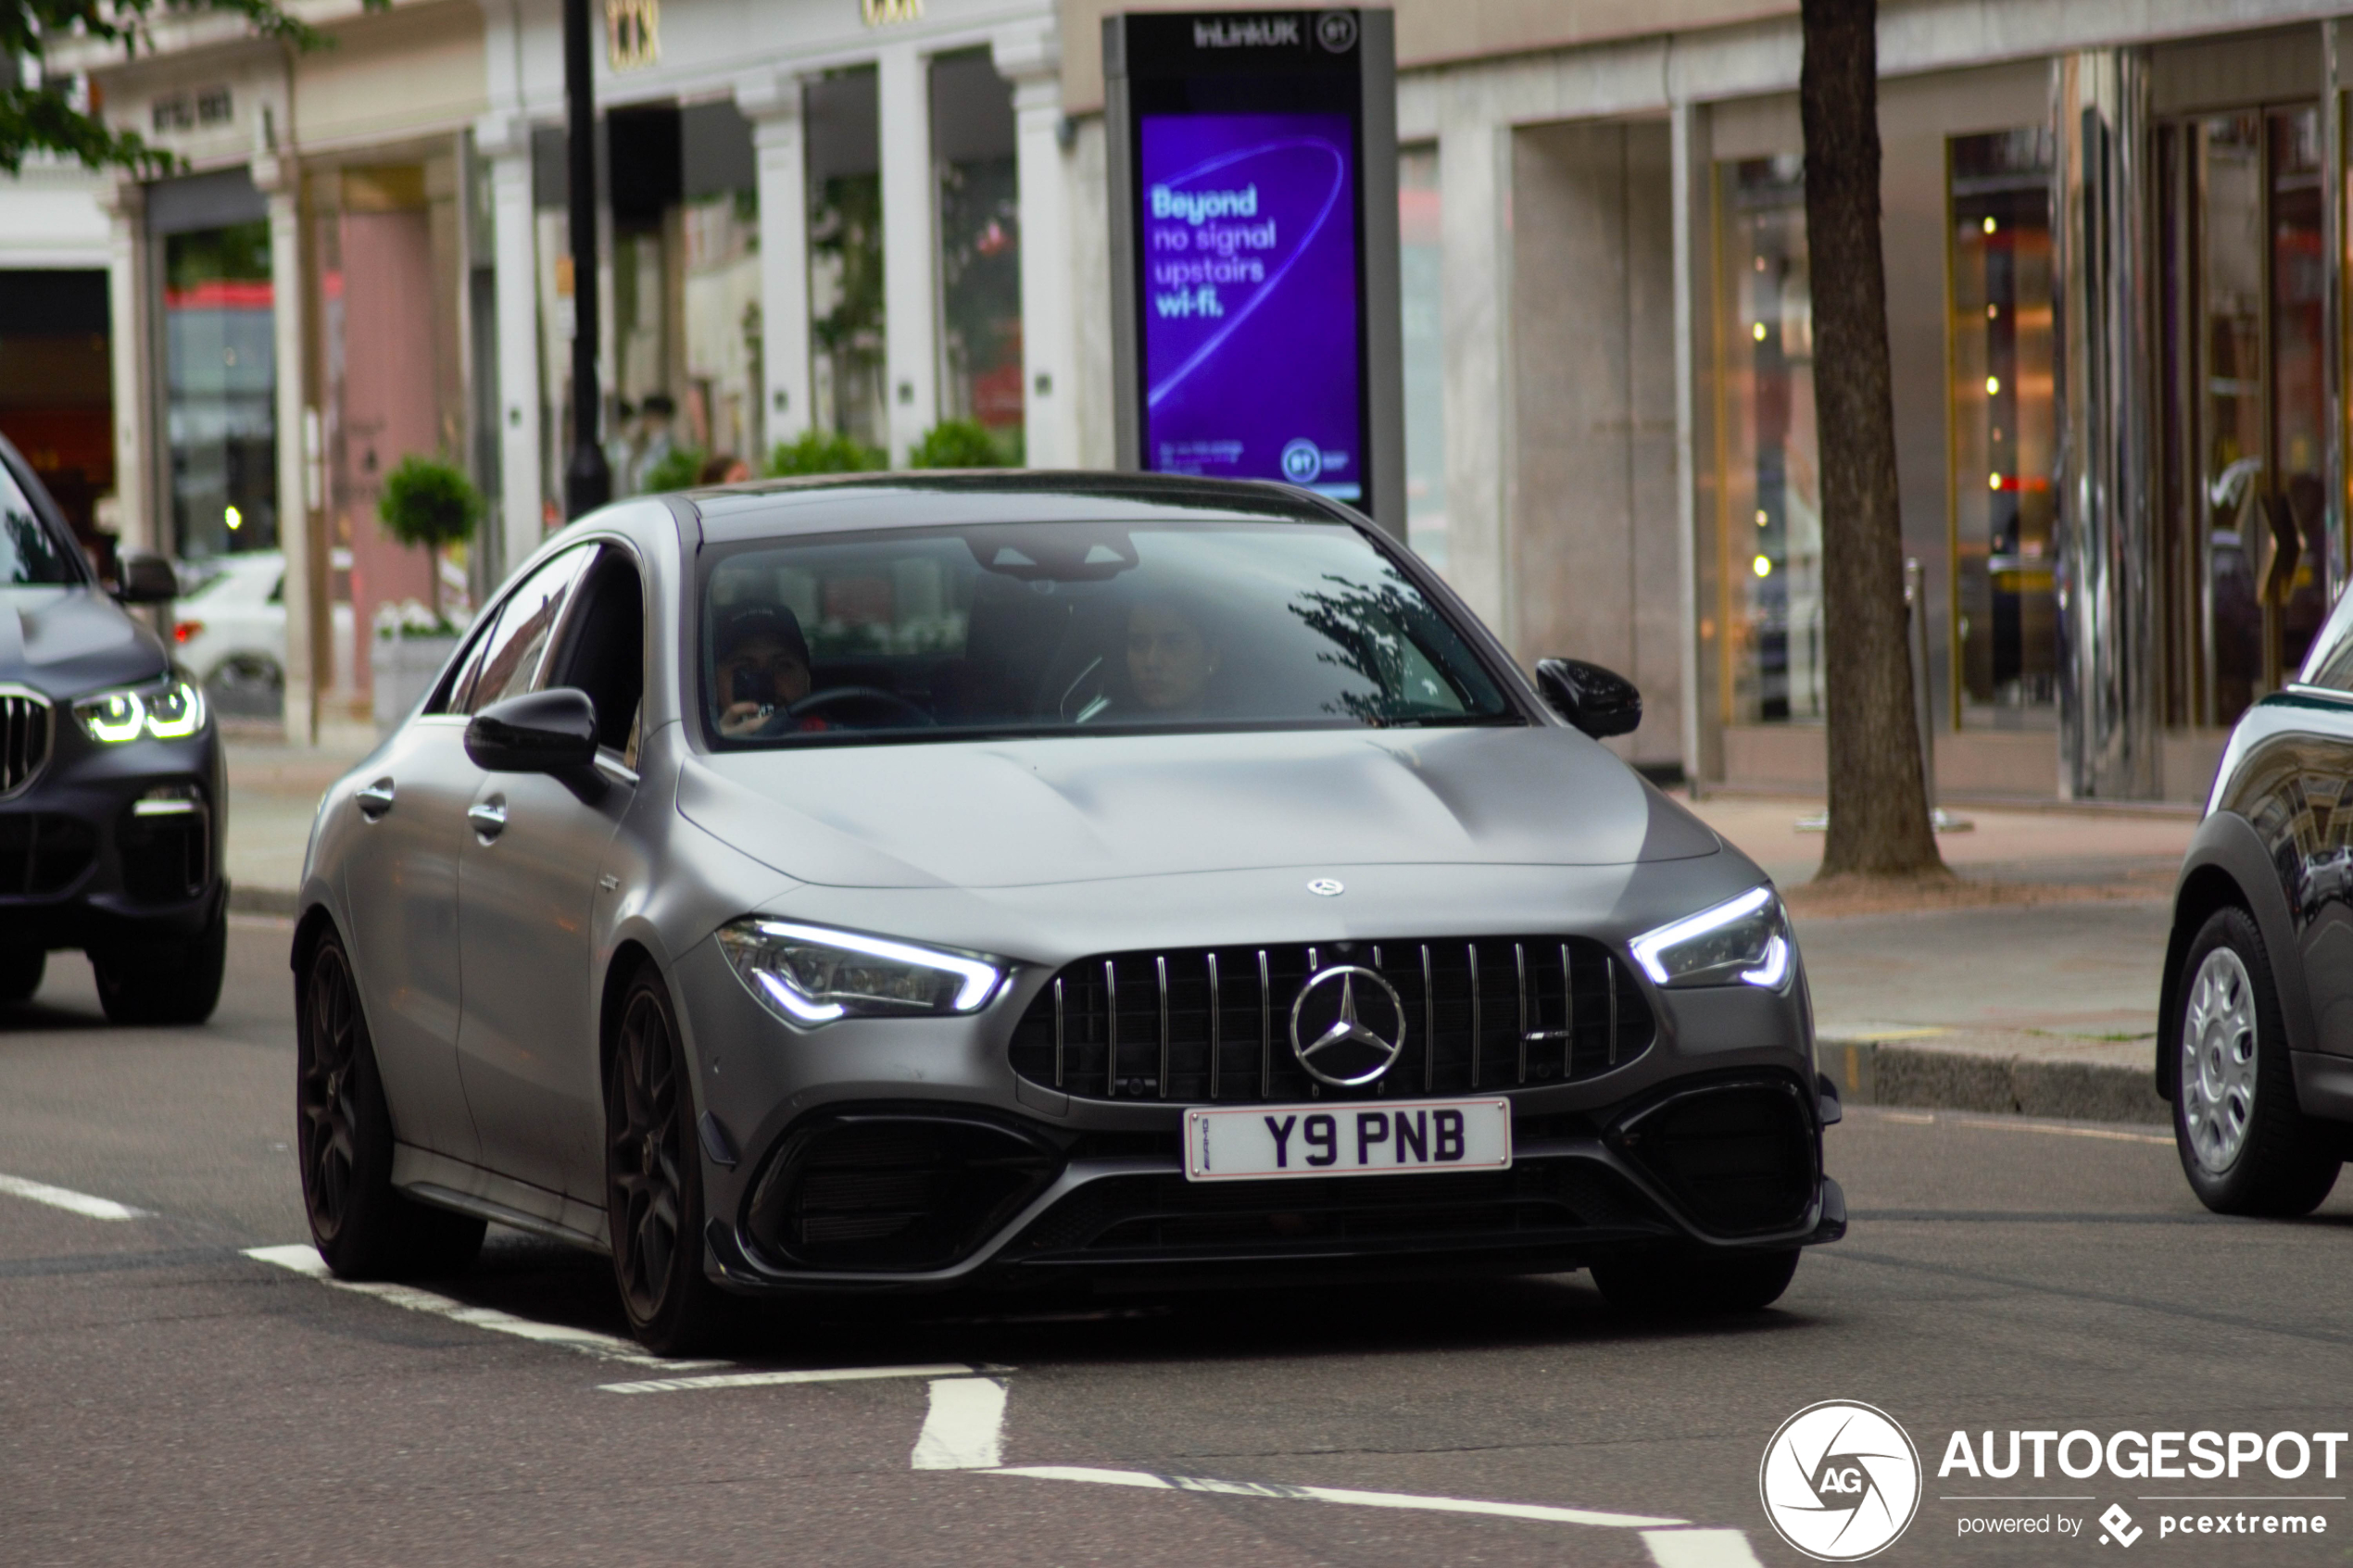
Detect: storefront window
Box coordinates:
(1949, 129, 2057, 724)
(932, 53, 1022, 463)
(807, 69, 887, 456)
(1717, 157, 1819, 723)
(163, 220, 275, 558)
(1400, 144, 1446, 570)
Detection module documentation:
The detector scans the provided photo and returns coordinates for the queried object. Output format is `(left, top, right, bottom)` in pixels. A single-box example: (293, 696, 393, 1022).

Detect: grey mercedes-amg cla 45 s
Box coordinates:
(293, 473, 1843, 1352)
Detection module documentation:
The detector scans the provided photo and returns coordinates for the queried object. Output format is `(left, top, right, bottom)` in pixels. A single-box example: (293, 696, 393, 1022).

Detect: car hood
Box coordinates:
(676, 724, 1721, 890)
(0, 586, 166, 695)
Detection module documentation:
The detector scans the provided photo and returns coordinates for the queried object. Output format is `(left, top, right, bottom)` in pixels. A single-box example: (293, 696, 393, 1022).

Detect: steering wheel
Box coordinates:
(757, 686, 936, 734)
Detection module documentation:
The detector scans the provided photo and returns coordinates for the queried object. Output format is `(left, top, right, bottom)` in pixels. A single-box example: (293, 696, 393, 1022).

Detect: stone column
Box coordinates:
(993, 25, 1075, 470)
(97, 175, 153, 559)
(476, 110, 545, 578)
(877, 42, 937, 467)
(737, 67, 812, 461)
(1670, 100, 1715, 786)
(254, 146, 321, 746)
(1437, 115, 1513, 639)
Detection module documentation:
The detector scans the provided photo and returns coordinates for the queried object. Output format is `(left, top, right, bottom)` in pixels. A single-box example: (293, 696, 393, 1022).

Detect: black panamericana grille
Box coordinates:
(0, 692, 51, 796)
(1009, 936, 1655, 1104)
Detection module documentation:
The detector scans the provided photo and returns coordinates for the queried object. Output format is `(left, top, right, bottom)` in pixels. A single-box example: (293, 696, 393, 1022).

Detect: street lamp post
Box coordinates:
(562, 0, 611, 519)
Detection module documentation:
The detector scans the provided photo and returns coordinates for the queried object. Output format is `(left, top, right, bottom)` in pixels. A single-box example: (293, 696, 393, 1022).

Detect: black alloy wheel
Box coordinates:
(606, 962, 727, 1354)
(0, 944, 44, 1002)
(296, 930, 484, 1277)
(1590, 1247, 1801, 1314)
(94, 903, 228, 1025)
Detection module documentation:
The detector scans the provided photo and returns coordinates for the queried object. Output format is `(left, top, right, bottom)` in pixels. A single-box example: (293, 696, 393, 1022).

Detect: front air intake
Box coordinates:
(1611, 1075, 1817, 1236)
(743, 1112, 1058, 1273)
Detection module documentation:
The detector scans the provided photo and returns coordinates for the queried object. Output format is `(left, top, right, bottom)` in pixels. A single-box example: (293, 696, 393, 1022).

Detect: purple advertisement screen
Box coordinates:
(1139, 112, 1362, 499)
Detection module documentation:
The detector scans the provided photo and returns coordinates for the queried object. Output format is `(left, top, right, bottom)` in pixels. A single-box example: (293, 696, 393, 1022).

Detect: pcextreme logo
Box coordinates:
(1761, 1400, 1924, 1561)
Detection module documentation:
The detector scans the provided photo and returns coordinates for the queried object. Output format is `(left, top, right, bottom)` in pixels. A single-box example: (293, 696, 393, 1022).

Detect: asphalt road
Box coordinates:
(6, 918, 2353, 1567)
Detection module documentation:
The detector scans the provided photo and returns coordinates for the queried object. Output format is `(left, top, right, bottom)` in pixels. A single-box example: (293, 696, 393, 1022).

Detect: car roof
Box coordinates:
(681, 470, 1356, 546)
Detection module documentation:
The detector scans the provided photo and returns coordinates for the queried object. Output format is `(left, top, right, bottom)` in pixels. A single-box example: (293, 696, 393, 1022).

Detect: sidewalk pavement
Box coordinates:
(219, 745, 2193, 1125)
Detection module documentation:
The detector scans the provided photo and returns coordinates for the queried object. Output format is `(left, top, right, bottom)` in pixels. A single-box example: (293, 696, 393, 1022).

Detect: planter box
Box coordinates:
(371, 633, 461, 734)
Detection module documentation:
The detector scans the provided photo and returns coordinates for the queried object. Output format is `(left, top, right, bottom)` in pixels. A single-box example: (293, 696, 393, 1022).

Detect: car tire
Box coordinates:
(2173, 906, 2341, 1217)
(606, 961, 731, 1356)
(296, 929, 485, 1278)
(93, 903, 228, 1026)
(1590, 1248, 1801, 1314)
(206, 654, 284, 721)
(0, 945, 44, 1002)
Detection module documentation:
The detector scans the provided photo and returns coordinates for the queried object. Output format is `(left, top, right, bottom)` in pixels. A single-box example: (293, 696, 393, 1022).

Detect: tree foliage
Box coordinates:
(1, 0, 378, 175)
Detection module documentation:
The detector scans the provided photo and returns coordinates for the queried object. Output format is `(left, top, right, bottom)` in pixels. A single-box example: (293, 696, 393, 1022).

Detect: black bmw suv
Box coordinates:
(0, 434, 225, 1023)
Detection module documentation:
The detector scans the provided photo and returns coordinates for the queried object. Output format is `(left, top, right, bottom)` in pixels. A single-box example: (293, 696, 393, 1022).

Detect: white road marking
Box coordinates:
(0, 1173, 145, 1221)
(1862, 1109, 2170, 1146)
(912, 1376, 1009, 1470)
(242, 1243, 724, 1370)
(603, 1363, 984, 1396)
(1641, 1527, 1768, 1567)
(984, 1467, 1689, 1529)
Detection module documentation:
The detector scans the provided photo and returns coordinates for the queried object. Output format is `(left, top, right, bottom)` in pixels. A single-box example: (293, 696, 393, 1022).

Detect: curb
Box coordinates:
(228, 883, 298, 919)
(1825, 1039, 2169, 1126)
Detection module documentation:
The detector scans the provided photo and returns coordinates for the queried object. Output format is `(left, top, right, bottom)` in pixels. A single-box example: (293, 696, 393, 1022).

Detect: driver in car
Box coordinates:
(714, 606, 821, 736)
(1126, 595, 1221, 715)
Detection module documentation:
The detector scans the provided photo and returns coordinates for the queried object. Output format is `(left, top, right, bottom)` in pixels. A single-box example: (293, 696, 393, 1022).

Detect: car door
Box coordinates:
(455, 545, 643, 1201)
(335, 710, 480, 1162)
(339, 544, 598, 1163)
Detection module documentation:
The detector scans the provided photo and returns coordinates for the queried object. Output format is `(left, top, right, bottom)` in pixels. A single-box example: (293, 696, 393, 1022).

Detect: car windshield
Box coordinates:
(0, 461, 80, 586)
(701, 519, 1515, 745)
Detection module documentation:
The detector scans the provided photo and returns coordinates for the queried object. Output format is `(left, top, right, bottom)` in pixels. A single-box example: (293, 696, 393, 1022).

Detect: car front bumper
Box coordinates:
(667, 873, 1837, 1295)
(0, 720, 225, 950)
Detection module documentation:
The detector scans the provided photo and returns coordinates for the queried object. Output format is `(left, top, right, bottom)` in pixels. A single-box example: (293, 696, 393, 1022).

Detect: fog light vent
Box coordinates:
(1613, 1076, 1816, 1236)
(744, 1113, 1057, 1273)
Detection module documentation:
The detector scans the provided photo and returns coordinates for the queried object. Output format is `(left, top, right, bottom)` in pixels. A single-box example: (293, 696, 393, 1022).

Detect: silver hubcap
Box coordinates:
(2182, 947, 2259, 1173)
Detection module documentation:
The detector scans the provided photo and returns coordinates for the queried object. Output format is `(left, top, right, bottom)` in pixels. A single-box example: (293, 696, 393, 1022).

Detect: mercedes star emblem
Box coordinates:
(1307, 878, 1345, 897)
(1289, 965, 1408, 1086)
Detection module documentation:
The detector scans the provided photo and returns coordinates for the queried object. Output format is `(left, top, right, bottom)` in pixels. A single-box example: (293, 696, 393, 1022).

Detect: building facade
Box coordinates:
(45, 0, 1075, 740)
(1060, 0, 2353, 803)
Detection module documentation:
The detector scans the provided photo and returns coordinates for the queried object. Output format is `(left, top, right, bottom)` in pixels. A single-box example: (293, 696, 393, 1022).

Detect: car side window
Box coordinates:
(439, 545, 597, 716)
(545, 548, 647, 764)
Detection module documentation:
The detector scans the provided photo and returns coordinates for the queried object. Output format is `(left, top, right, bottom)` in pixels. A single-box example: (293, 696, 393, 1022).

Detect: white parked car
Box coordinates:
(171, 551, 355, 718)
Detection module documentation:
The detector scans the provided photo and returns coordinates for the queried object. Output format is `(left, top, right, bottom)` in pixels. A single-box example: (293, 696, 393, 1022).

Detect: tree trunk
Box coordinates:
(426, 547, 442, 623)
(1799, 0, 1944, 879)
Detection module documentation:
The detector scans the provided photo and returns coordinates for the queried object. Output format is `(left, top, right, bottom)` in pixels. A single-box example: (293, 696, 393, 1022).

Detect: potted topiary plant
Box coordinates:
(766, 429, 887, 476)
(907, 418, 1010, 470)
(371, 455, 484, 734)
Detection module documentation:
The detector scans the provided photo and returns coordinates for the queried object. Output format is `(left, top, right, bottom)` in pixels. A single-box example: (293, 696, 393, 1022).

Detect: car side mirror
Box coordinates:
(466, 687, 600, 775)
(116, 551, 178, 605)
(1536, 658, 1642, 739)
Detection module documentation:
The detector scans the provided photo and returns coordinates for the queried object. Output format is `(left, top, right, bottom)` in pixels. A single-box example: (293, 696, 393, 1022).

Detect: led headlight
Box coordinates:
(716, 918, 1005, 1027)
(1629, 885, 1794, 989)
(73, 680, 208, 744)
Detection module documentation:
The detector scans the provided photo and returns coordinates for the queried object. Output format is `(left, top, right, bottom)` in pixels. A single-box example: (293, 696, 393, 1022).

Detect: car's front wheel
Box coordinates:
(94, 904, 227, 1025)
(1590, 1247, 1800, 1313)
(607, 961, 730, 1355)
(2174, 906, 2340, 1216)
(296, 930, 485, 1277)
(0, 945, 44, 1002)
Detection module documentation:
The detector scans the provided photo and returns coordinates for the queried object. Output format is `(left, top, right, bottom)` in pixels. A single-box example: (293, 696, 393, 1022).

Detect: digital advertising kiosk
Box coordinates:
(1103, 9, 1404, 539)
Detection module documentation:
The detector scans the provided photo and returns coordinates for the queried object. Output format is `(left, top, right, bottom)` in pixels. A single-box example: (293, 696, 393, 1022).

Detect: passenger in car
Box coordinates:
(1126, 594, 1222, 715)
(714, 605, 817, 736)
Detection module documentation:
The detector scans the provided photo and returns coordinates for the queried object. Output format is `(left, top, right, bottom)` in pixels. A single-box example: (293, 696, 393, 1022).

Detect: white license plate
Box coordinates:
(1182, 1097, 1512, 1183)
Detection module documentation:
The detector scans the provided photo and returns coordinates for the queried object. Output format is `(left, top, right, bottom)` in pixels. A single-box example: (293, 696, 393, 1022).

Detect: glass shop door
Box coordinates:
(2158, 106, 2328, 726)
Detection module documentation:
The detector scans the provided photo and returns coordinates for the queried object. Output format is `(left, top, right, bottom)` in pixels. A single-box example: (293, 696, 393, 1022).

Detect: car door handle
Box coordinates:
(357, 779, 395, 820)
(467, 798, 508, 841)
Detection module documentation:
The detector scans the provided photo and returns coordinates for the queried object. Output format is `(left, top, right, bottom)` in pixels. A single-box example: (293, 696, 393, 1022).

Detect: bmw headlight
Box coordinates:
(74, 679, 207, 744)
(1629, 885, 1794, 989)
(716, 918, 1005, 1026)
